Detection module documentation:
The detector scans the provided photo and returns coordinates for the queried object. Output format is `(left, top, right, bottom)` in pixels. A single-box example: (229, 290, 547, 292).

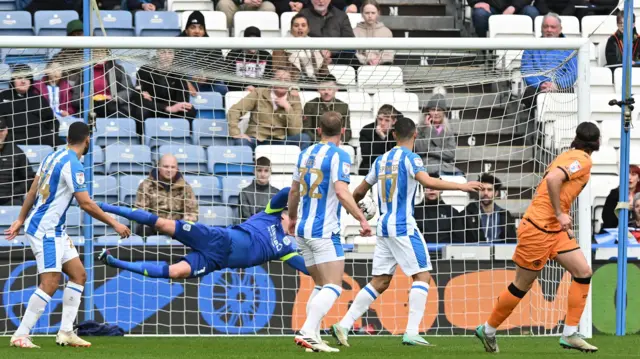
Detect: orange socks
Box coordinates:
(566, 277, 591, 326)
(487, 283, 527, 329)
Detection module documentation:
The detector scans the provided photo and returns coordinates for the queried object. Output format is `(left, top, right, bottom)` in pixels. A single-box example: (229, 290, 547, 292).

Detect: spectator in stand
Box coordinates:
(358, 104, 399, 175)
(521, 13, 577, 117)
(32, 61, 78, 117)
(0, 119, 35, 206)
(277, 0, 361, 15)
(272, 14, 330, 83)
(23, 0, 80, 14)
(66, 19, 83, 37)
(601, 165, 640, 231)
(137, 48, 197, 134)
(605, 11, 640, 69)
(217, 0, 277, 28)
(303, 74, 351, 143)
(226, 26, 273, 92)
(462, 173, 517, 243)
(55, 20, 84, 90)
(414, 91, 463, 175)
(631, 193, 640, 241)
(238, 157, 279, 221)
(300, 0, 356, 65)
(134, 154, 199, 237)
(228, 69, 310, 150)
(96, 0, 122, 9)
(414, 172, 464, 244)
(468, 0, 539, 38)
(534, 0, 618, 20)
(128, 0, 164, 12)
(353, 0, 394, 66)
(0, 64, 62, 148)
(177, 11, 228, 95)
(90, 48, 140, 122)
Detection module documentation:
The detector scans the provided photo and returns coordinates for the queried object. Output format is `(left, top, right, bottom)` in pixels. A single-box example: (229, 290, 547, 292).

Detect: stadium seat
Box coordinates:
(93, 146, 105, 174)
(357, 66, 404, 93)
(233, 11, 280, 38)
(0, 235, 23, 246)
(104, 145, 152, 174)
(534, 15, 580, 38)
(135, 11, 181, 37)
(184, 175, 223, 204)
(206, 145, 253, 175)
(95, 117, 140, 146)
(93, 10, 135, 37)
(631, 145, 640, 169)
(18, 145, 53, 172)
(590, 67, 614, 94)
(334, 91, 374, 144)
(118, 175, 146, 205)
(93, 211, 131, 236)
(180, 11, 228, 37)
(488, 15, 534, 70)
(168, 0, 214, 12)
(35, 11, 79, 36)
(269, 174, 292, 190)
(0, 206, 21, 233)
(347, 13, 361, 28)
(591, 93, 624, 123)
(536, 93, 577, 125)
(117, 60, 138, 86)
(0, 0, 15, 10)
(57, 116, 83, 139)
(2, 47, 48, 65)
(144, 118, 191, 148)
(157, 144, 208, 173)
(198, 206, 234, 227)
(255, 145, 300, 174)
(95, 235, 144, 246)
(613, 67, 640, 95)
(0, 11, 33, 36)
(225, 91, 250, 133)
(340, 145, 356, 171)
(328, 65, 357, 88)
(591, 146, 618, 175)
(581, 15, 617, 46)
(602, 117, 640, 148)
(440, 175, 469, 210)
(372, 92, 421, 123)
(221, 175, 253, 204)
(299, 91, 320, 109)
(146, 235, 182, 246)
(65, 206, 83, 236)
(0, 63, 10, 90)
(191, 92, 224, 119)
(192, 119, 231, 146)
(92, 175, 118, 204)
(280, 11, 297, 36)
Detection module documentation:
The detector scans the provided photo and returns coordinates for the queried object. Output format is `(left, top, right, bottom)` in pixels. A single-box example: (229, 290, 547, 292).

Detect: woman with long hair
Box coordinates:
(601, 164, 640, 230)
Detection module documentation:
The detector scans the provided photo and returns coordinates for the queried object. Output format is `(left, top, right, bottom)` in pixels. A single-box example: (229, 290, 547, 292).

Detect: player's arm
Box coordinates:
(280, 251, 309, 275)
(266, 187, 290, 215)
(335, 180, 368, 223)
(332, 152, 372, 236)
(352, 179, 372, 204)
(4, 175, 40, 240)
(545, 167, 572, 231)
(415, 172, 482, 193)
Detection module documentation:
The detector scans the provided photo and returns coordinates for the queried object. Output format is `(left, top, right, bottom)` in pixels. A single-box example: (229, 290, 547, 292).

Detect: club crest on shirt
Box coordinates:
(413, 157, 424, 168)
(75, 172, 85, 185)
(568, 160, 582, 174)
(183, 223, 191, 231)
(283, 236, 291, 246)
(342, 163, 350, 176)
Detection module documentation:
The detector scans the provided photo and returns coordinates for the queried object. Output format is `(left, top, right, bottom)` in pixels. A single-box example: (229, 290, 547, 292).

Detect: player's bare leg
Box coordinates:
(56, 258, 90, 347)
(402, 271, 433, 346)
(555, 250, 597, 352)
(476, 266, 539, 353)
(10, 272, 61, 348)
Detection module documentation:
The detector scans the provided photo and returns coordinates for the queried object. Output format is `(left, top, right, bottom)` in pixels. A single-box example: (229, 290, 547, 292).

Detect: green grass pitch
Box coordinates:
(1, 335, 639, 358)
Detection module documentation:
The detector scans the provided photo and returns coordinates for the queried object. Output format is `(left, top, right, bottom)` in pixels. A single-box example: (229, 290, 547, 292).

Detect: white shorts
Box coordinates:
(26, 233, 79, 274)
(372, 231, 432, 277)
(296, 234, 344, 266)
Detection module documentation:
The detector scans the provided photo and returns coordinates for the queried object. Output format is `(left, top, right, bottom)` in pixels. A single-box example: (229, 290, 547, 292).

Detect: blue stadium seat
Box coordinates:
(93, 175, 118, 204)
(57, 116, 83, 139)
(191, 92, 224, 119)
(184, 175, 222, 204)
(144, 118, 191, 148)
(117, 60, 138, 86)
(118, 175, 145, 205)
(157, 144, 207, 173)
(206, 145, 253, 175)
(2, 48, 48, 64)
(95, 235, 144, 246)
(18, 145, 52, 172)
(0, 63, 10, 90)
(192, 119, 230, 146)
(0, 0, 16, 11)
(93, 213, 130, 236)
(93, 10, 134, 37)
(135, 11, 180, 37)
(0, 11, 33, 36)
(104, 145, 152, 174)
(0, 235, 23, 246)
(95, 117, 140, 146)
(221, 175, 254, 204)
(146, 235, 181, 246)
(34, 11, 79, 36)
(65, 206, 83, 236)
(93, 146, 105, 174)
(198, 206, 234, 227)
(0, 206, 21, 233)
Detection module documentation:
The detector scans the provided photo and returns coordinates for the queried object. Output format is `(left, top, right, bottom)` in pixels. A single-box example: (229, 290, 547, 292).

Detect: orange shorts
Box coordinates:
(512, 218, 580, 271)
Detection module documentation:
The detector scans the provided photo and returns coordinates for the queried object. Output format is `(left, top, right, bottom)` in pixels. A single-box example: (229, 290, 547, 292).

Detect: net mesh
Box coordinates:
(0, 41, 586, 336)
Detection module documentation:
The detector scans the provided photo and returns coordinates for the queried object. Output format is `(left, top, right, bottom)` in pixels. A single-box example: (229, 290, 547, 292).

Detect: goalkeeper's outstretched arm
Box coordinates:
(415, 172, 483, 193)
(280, 252, 309, 275)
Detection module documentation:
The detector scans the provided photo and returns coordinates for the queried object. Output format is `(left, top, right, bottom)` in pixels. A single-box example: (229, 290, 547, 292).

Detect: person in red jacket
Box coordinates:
(32, 61, 78, 117)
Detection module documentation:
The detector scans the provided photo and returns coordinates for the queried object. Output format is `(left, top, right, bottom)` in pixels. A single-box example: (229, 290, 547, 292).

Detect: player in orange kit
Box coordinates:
(475, 122, 600, 353)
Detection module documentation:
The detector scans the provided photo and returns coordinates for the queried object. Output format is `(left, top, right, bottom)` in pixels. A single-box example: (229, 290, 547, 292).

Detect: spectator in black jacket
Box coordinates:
(279, 0, 361, 15)
(300, 0, 356, 65)
(605, 11, 640, 69)
(468, 0, 539, 37)
(601, 165, 640, 231)
(0, 64, 62, 148)
(358, 104, 399, 175)
(462, 173, 517, 243)
(534, 0, 618, 20)
(0, 119, 35, 206)
(127, 0, 164, 12)
(238, 157, 280, 221)
(414, 173, 464, 244)
(225, 26, 274, 92)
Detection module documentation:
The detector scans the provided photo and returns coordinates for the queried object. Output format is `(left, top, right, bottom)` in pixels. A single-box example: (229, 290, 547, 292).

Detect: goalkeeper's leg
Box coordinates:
(98, 249, 192, 279)
(98, 203, 176, 236)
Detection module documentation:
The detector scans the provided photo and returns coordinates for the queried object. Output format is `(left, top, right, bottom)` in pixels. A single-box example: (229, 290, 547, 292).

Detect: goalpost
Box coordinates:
(0, 36, 592, 337)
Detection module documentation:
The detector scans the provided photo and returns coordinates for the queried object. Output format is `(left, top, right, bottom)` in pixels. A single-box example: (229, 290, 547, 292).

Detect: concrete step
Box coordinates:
(381, 15, 454, 31)
(456, 133, 527, 147)
(452, 118, 520, 135)
(393, 51, 482, 66)
(415, 92, 505, 110)
(391, 28, 461, 38)
(455, 146, 534, 162)
(378, 0, 447, 16)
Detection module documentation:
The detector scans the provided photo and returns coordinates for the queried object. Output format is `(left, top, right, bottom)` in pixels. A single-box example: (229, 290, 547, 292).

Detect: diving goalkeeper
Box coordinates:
(97, 187, 309, 278)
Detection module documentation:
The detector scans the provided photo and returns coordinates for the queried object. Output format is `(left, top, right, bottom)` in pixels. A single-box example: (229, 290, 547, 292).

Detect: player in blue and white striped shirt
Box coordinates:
(288, 112, 372, 353)
(4, 122, 131, 349)
(331, 116, 481, 347)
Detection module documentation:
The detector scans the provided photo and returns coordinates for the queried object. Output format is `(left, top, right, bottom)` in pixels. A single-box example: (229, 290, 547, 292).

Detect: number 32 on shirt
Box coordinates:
(299, 168, 323, 199)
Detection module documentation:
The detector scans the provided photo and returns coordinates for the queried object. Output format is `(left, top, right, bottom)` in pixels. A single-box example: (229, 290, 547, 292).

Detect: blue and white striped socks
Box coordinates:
(15, 288, 50, 336)
(339, 283, 379, 330)
(406, 281, 429, 336)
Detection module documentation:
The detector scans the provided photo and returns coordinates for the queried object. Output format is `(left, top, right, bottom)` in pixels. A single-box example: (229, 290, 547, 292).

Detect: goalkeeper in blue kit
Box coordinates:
(97, 187, 309, 278)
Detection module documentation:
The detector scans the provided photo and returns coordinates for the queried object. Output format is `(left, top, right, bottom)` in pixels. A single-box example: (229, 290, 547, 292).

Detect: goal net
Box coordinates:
(0, 37, 592, 336)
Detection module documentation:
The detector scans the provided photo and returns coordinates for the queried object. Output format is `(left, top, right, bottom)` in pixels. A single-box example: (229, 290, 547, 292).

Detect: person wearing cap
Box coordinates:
(225, 26, 274, 92)
(66, 19, 83, 36)
(414, 172, 464, 244)
(0, 64, 62, 148)
(127, 0, 164, 12)
(0, 118, 35, 206)
(217, 0, 277, 29)
(414, 91, 463, 175)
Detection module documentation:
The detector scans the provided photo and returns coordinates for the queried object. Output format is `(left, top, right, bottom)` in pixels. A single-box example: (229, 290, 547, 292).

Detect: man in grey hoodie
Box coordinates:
(238, 156, 280, 221)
